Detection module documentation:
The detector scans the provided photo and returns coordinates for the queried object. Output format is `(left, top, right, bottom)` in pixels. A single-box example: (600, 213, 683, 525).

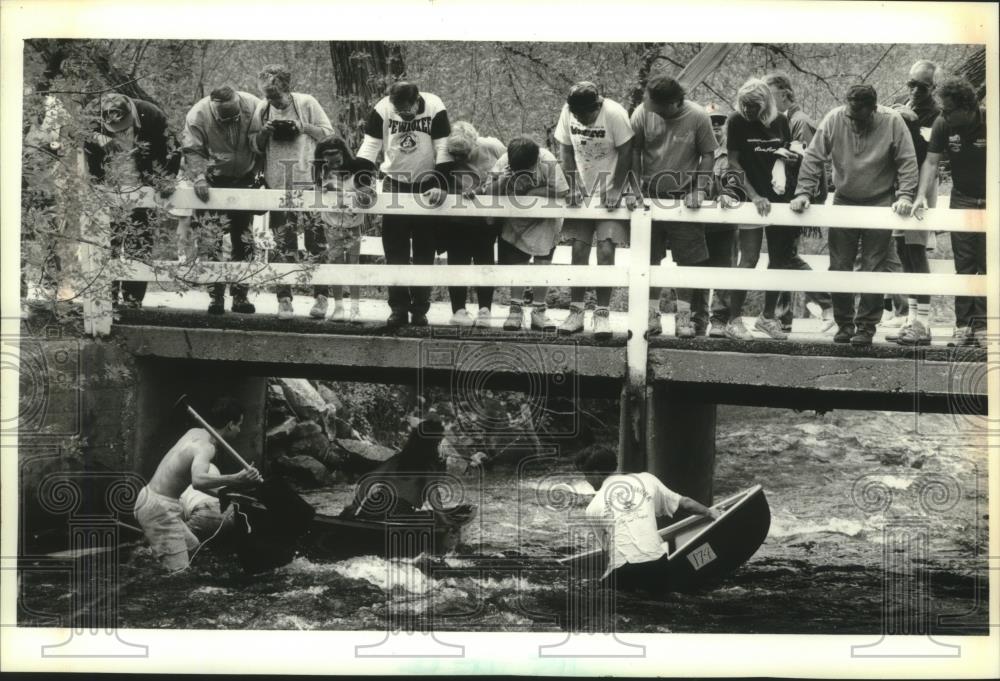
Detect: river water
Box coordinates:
(19, 408, 989, 634)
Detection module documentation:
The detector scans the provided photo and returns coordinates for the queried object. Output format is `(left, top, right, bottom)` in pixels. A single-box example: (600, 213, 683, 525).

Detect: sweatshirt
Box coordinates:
(796, 104, 917, 203)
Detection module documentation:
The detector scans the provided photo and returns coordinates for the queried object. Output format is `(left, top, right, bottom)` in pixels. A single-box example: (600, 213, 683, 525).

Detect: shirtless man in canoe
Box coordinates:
(134, 397, 262, 572)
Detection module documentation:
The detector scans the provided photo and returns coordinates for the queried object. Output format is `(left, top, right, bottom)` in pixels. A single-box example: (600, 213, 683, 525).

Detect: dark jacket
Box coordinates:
(84, 98, 180, 184)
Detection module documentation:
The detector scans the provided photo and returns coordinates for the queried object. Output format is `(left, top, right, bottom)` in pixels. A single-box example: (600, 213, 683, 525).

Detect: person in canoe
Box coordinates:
(576, 445, 720, 584)
(133, 397, 263, 572)
(341, 418, 453, 521)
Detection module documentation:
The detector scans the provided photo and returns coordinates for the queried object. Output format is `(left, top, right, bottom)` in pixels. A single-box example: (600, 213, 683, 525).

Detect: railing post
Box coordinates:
(620, 204, 653, 473)
(76, 149, 112, 337)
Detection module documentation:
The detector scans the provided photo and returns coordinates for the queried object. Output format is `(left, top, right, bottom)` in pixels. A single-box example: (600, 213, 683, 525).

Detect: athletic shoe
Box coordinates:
(708, 318, 727, 338)
(348, 302, 361, 324)
(897, 319, 931, 346)
(329, 301, 347, 322)
(850, 327, 875, 346)
(207, 298, 225, 315)
(559, 306, 586, 335)
(694, 317, 708, 337)
(504, 304, 524, 331)
(819, 308, 836, 333)
(647, 308, 662, 337)
(386, 310, 408, 329)
(880, 314, 907, 329)
(754, 315, 788, 340)
(475, 307, 491, 327)
(674, 310, 695, 339)
(410, 312, 429, 327)
(593, 307, 612, 340)
(309, 294, 328, 319)
(450, 309, 474, 326)
(886, 325, 903, 342)
(277, 297, 294, 320)
(530, 306, 556, 332)
(231, 298, 256, 314)
(833, 325, 855, 344)
(724, 318, 753, 340)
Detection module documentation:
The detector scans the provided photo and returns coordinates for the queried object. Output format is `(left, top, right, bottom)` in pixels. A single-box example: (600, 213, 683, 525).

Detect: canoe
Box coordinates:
(301, 505, 478, 561)
(558, 484, 770, 593)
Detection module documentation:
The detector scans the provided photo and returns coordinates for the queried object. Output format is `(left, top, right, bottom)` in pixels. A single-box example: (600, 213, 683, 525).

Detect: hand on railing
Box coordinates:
(912, 195, 929, 221)
(752, 195, 772, 217)
(194, 176, 211, 202)
(684, 190, 707, 210)
(421, 187, 447, 207)
(789, 194, 810, 213)
(891, 196, 914, 217)
(566, 186, 585, 208)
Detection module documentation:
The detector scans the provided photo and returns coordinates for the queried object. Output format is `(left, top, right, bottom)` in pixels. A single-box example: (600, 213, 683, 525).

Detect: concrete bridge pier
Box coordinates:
(646, 384, 717, 507)
(133, 360, 267, 480)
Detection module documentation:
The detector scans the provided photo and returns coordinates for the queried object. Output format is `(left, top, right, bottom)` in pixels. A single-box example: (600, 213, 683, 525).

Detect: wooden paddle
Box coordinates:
(173, 394, 257, 473)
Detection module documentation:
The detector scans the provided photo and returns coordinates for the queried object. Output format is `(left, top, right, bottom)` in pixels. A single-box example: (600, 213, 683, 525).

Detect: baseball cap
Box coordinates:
(98, 93, 134, 133)
(567, 81, 603, 113)
(709, 112, 728, 127)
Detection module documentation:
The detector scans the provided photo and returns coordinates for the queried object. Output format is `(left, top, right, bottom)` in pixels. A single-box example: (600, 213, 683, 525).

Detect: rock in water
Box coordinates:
(278, 378, 336, 437)
(272, 455, 333, 487)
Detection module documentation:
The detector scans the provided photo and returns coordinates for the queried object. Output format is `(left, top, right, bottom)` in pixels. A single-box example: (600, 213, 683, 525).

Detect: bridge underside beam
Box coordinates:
(648, 348, 987, 415)
(116, 326, 626, 396)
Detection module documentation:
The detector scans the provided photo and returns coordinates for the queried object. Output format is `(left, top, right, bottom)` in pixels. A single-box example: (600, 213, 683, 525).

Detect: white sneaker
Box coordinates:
(450, 309, 474, 326)
(558, 306, 585, 335)
(277, 297, 295, 320)
(819, 307, 836, 333)
(349, 301, 361, 324)
(329, 300, 347, 322)
(647, 307, 662, 336)
(475, 307, 491, 327)
(310, 294, 328, 319)
(881, 314, 907, 329)
(530, 306, 556, 332)
(593, 307, 612, 340)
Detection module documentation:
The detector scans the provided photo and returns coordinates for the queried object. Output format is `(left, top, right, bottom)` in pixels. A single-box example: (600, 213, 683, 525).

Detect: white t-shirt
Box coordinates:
(554, 98, 634, 196)
(584, 472, 682, 577)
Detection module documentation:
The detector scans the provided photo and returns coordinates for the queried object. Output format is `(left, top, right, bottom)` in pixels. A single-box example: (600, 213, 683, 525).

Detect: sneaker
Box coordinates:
(880, 314, 907, 329)
(475, 307, 491, 327)
(850, 327, 875, 346)
(948, 326, 974, 347)
(232, 298, 256, 314)
(724, 318, 753, 340)
(348, 302, 361, 324)
(559, 306, 585, 335)
(693, 317, 708, 337)
(120, 298, 142, 310)
(386, 310, 408, 328)
(593, 307, 612, 340)
(310, 294, 329, 319)
(833, 325, 855, 344)
(277, 297, 294, 320)
(207, 298, 225, 315)
(410, 312, 429, 327)
(674, 310, 695, 339)
(530, 306, 556, 332)
(819, 308, 836, 333)
(647, 308, 662, 337)
(897, 319, 931, 346)
(754, 315, 788, 340)
(504, 304, 524, 331)
(329, 301, 347, 322)
(708, 318, 726, 338)
(886, 325, 904, 342)
(450, 309, 474, 327)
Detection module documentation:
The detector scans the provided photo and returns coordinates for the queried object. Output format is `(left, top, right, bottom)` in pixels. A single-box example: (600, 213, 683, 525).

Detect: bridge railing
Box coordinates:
(79, 187, 987, 342)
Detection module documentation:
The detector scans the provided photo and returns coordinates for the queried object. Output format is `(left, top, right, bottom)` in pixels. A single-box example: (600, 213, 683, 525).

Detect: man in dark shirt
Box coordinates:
(887, 60, 942, 345)
(913, 77, 987, 347)
(84, 93, 179, 308)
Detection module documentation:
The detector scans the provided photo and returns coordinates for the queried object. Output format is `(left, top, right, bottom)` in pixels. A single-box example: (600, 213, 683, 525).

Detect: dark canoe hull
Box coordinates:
(300, 504, 477, 561)
(560, 485, 770, 593)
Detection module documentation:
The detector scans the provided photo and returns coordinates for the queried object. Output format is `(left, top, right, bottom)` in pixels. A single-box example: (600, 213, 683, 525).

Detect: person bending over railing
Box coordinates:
(477, 136, 571, 332)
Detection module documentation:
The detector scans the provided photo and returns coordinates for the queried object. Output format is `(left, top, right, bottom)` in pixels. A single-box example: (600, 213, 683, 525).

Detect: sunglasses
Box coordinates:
(906, 80, 932, 91)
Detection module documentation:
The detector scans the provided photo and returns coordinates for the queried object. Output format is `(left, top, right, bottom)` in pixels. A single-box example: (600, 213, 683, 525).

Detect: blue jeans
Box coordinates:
(828, 193, 894, 330)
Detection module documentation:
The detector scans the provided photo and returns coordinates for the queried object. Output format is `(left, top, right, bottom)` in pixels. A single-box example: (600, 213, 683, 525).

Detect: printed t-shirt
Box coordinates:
(362, 93, 451, 184)
(726, 112, 793, 202)
(554, 98, 634, 196)
(585, 472, 682, 578)
(928, 107, 987, 200)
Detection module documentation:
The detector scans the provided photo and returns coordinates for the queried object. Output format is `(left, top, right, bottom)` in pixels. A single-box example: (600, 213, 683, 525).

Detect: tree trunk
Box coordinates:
(328, 41, 406, 147)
